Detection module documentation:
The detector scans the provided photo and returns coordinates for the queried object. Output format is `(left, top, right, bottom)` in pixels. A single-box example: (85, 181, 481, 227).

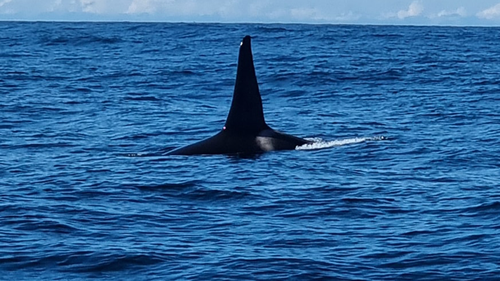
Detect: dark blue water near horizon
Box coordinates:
(1, 22, 500, 280)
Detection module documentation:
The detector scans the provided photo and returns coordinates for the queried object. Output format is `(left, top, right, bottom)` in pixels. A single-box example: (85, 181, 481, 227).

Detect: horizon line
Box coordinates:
(1, 19, 500, 28)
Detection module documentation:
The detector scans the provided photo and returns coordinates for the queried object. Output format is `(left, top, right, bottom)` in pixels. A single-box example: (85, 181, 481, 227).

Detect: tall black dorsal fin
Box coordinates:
(224, 36, 269, 134)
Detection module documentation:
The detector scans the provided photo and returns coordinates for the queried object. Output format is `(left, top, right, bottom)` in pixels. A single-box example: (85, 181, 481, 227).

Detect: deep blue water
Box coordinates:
(1, 22, 500, 280)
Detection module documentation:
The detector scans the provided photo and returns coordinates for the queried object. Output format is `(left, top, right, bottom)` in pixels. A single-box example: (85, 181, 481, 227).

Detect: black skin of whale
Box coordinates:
(165, 36, 311, 156)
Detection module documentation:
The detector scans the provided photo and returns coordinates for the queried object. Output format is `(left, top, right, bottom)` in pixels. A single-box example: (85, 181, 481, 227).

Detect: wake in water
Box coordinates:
(296, 136, 387, 150)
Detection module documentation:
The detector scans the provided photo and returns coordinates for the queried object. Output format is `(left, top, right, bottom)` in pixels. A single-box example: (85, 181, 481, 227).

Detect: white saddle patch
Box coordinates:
(255, 136, 275, 152)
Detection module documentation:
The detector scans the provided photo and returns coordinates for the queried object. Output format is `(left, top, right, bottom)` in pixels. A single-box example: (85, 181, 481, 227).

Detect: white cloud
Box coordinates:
(290, 7, 330, 21)
(397, 1, 424, 19)
(124, 0, 352, 23)
(80, 0, 123, 14)
(126, 0, 241, 18)
(0, 0, 11, 7)
(437, 7, 466, 17)
(80, 0, 93, 13)
(127, 0, 159, 14)
(335, 11, 361, 22)
(47, 0, 63, 12)
(477, 3, 500, 19)
(0, 0, 13, 14)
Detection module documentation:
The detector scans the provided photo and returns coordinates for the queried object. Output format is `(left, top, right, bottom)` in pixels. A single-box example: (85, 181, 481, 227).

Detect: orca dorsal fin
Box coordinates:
(224, 36, 269, 134)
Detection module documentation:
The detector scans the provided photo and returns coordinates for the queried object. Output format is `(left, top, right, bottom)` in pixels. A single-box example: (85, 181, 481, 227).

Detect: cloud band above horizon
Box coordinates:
(1, 0, 500, 25)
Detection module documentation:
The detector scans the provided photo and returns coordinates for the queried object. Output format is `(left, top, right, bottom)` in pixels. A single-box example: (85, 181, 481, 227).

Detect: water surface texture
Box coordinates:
(1, 22, 500, 280)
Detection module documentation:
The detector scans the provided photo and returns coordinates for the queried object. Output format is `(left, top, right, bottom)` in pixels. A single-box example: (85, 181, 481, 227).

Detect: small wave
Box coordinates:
(138, 182, 253, 201)
(296, 136, 387, 150)
(124, 95, 160, 102)
(42, 34, 122, 46)
(462, 201, 500, 216)
(184, 187, 253, 201)
(137, 180, 199, 190)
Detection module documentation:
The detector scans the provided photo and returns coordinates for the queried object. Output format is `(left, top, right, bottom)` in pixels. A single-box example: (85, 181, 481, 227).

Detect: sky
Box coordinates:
(2, 0, 500, 26)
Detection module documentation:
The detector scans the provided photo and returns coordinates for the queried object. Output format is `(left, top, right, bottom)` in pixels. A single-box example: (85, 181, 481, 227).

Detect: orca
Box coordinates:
(165, 35, 311, 156)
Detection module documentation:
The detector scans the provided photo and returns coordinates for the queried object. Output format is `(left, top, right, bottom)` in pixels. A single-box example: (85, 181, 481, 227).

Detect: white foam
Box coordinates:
(126, 153, 143, 157)
(296, 136, 386, 150)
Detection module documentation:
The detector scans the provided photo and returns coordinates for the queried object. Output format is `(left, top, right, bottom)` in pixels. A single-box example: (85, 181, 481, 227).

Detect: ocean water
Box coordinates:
(1, 21, 500, 280)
